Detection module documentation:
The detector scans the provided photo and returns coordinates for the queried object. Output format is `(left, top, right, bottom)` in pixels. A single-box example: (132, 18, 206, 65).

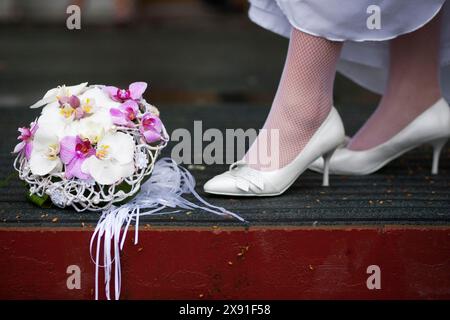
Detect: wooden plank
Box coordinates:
(0, 226, 449, 299)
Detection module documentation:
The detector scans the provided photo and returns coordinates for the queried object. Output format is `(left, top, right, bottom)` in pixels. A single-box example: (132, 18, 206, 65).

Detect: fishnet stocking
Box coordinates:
(245, 28, 342, 170)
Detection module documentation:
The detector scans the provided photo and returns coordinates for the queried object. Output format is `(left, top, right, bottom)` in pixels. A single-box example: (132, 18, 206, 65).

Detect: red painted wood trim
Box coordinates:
(0, 226, 449, 299)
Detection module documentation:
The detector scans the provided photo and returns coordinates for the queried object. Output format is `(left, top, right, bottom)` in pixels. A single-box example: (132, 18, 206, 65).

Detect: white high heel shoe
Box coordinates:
(309, 98, 450, 175)
(203, 107, 345, 196)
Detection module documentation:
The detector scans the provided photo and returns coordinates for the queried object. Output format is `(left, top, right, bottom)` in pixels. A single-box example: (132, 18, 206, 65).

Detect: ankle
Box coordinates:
(381, 83, 441, 114)
(276, 95, 332, 126)
(347, 86, 442, 151)
(411, 83, 442, 109)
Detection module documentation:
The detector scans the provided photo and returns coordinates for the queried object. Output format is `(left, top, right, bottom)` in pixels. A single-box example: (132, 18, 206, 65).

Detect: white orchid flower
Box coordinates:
(82, 131, 135, 185)
(39, 89, 99, 124)
(73, 87, 119, 142)
(76, 113, 111, 144)
(37, 104, 69, 139)
(37, 86, 118, 140)
(29, 127, 63, 176)
(30, 82, 88, 109)
(79, 87, 121, 111)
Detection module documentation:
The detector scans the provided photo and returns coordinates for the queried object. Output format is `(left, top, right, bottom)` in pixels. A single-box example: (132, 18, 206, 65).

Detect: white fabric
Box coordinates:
(248, 0, 450, 101)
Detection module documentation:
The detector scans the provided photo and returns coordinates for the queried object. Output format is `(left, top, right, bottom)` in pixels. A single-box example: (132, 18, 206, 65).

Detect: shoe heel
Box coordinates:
(431, 138, 448, 175)
(322, 148, 336, 187)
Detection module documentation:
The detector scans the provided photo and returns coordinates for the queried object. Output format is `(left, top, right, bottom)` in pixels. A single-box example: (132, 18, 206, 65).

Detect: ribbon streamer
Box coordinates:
(90, 157, 247, 300)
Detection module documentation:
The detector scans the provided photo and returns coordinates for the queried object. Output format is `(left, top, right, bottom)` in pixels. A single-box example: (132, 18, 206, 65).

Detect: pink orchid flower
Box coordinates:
(59, 136, 95, 180)
(103, 82, 147, 102)
(139, 113, 163, 143)
(110, 100, 139, 127)
(13, 121, 38, 160)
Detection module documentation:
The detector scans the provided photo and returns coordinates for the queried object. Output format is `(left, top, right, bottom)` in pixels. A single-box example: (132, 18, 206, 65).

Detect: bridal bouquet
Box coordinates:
(13, 82, 168, 211)
(12, 81, 245, 300)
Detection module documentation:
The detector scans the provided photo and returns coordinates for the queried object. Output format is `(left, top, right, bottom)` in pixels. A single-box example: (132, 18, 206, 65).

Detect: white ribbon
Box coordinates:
(229, 161, 265, 192)
(90, 157, 247, 300)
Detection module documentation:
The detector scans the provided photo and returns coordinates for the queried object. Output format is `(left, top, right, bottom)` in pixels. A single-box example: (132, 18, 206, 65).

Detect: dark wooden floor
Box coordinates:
(0, 21, 449, 227)
(1, 104, 449, 227)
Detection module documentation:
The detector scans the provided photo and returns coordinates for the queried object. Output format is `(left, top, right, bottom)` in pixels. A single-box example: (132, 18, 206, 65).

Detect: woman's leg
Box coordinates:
(347, 14, 442, 151)
(246, 28, 342, 170)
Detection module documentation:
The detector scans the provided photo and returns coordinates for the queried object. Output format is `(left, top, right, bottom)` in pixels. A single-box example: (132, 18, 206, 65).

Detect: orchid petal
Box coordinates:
(29, 86, 60, 108)
(81, 87, 120, 110)
(120, 99, 139, 112)
(103, 86, 120, 101)
(29, 152, 62, 176)
(82, 157, 123, 185)
(67, 82, 88, 96)
(77, 115, 110, 143)
(30, 96, 54, 109)
(66, 157, 90, 180)
(99, 132, 134, 164)
(32, 127, 59, 153)
(81, 131, 135, 184)
(143, 130, 161, 143)
(151, 116, 162, 132)
(73, 107, 85, 120)
(59, 136, 77, 164)
(110, 108, 123, 117)
(110, 110, 130, 126)
(18, 127, 29, 136)
(39, 103, 72, 138)
(58, 96, 70, 105)
(69, 95, 80, 108)
(129, 82, 147, 100)
(42, 87, 60, 100)
(30, 83, 87, 109)
(24, 142, 33, 160)
(30, 121, 39, 135)
(13, 141, 26, 154)
(111, 116, 130, 127)
(141, 113, 162, 132)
